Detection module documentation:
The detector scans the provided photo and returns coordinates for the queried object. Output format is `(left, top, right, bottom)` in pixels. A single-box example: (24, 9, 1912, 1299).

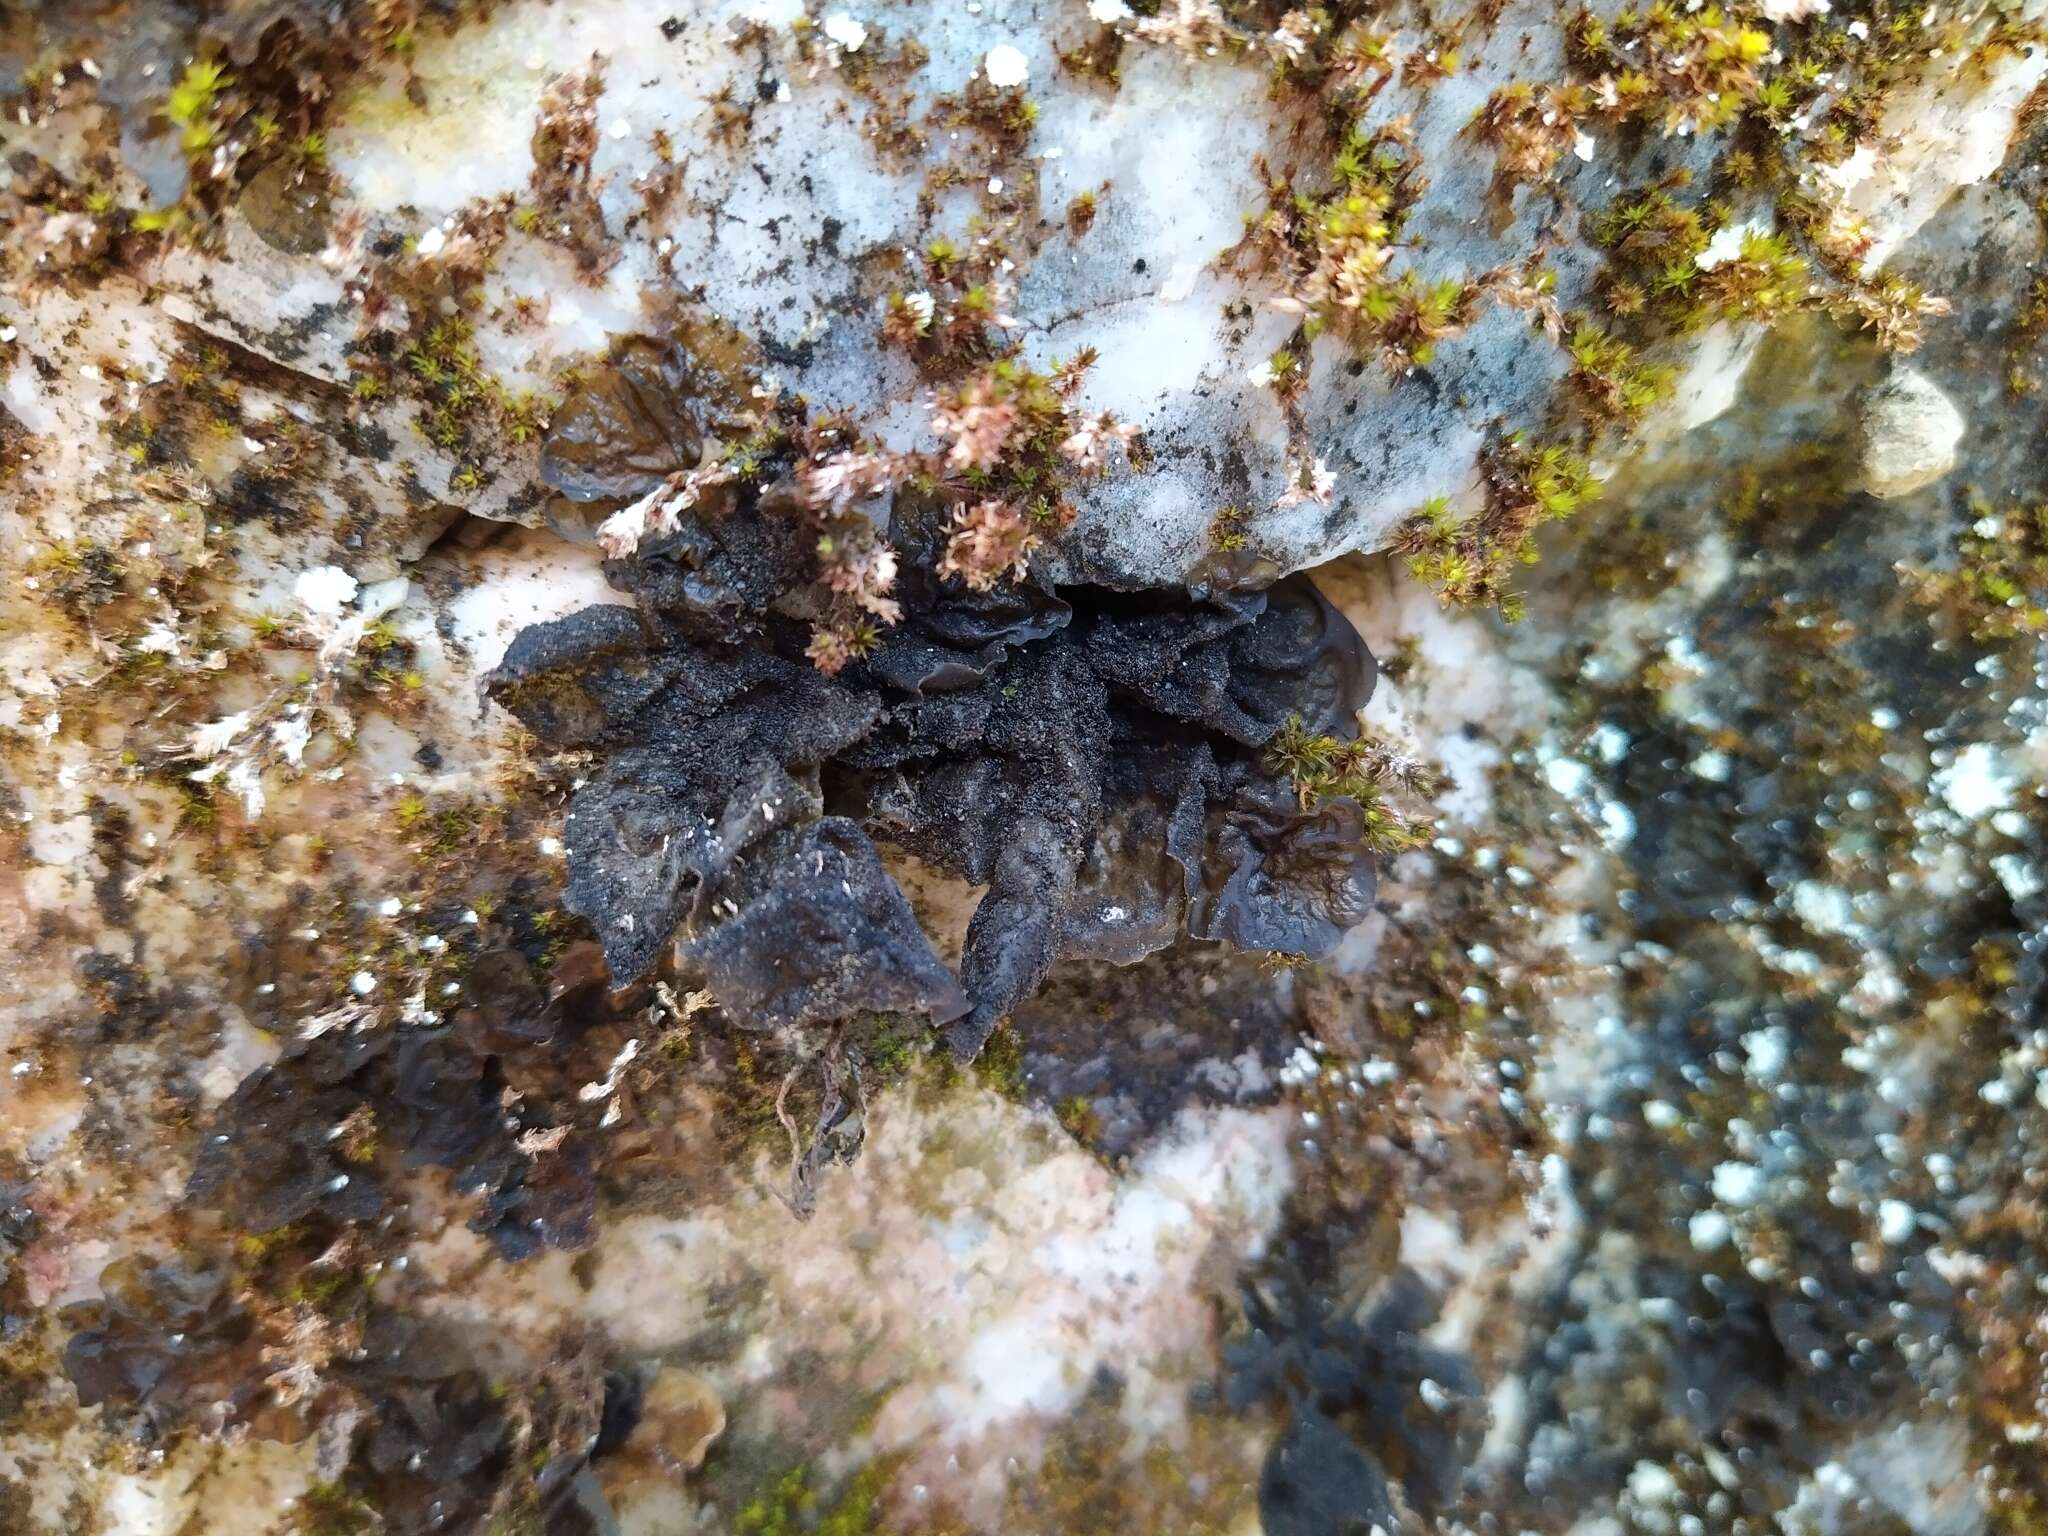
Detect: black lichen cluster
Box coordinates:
(487, 496, 1380, 1060)
(1227, 1265, 1486, 1535)
(318, 1310, 622, 1536)
(66, 1269, 624, 1536)
(61, 1257, 266, 1445)
(187, 946, 607, 1261)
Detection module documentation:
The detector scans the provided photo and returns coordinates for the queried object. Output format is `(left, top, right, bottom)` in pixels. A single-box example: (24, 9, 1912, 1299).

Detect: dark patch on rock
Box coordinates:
(542, 330, 758, 507)
(759, 333, 817, 370)
(237, 159, 334, 255)
(1229, 1266, 1486, 1530)
(61, 1257, 260, 1444)
(186, 947, 612, 1260)
(336, 415, 395, 462)
(1005, 944, 1296, 1159)
(253, 300, 345, 366)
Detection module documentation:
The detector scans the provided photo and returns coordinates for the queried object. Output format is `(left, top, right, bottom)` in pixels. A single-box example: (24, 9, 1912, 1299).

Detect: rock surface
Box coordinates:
(3, 1, 2048, 1533)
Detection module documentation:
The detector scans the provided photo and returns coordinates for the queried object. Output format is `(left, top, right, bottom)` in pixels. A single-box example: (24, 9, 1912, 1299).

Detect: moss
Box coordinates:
(850, 1011, 921, 1085)
(1057, 24, 1126, 86)
(0, 1476, 32, 1534)
(364, 311, 554, 496)
(234, 1223, 307, 1264)
(167, 59, 233, 155)
(336, 1105, 379, 1164)
(284, 1266, 355, 1308)
(1237, 115, 1480, 376)
(1208, 501, 1253, 553)
(972, 1024, 1029, 1101)
(1268, 716, 1443, 852)
(1901, 496, 2048, 644)
(1563, 317, 1677, 424)
(1004, 1390, 1253, 1534)
(735, 1457, 900, 1536)
(175, 779, 218, 830)
(1397, 440, 1601, 617)
(290, 1479, 377, 1536)
(1053, 1094, 1106, 1145)
(1065, 188, 1100, 236)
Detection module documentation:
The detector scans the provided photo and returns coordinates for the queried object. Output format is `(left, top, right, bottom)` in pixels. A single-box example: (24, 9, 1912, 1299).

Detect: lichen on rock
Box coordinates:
(6, 0, 2048, 1530)
(485, 483, 1382, 1059)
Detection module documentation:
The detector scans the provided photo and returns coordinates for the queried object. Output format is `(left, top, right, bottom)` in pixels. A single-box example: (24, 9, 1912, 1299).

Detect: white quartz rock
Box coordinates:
(125, 0, 2044, 587)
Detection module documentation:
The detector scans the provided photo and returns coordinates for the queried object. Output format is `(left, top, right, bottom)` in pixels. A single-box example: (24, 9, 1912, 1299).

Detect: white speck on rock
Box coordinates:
(1629, 1462, 1680, 1505)
(1791, 879, 1856, 937)
(1690, 750, 1732, 782)
(1590, 723, 1630, 764)
(1877, 1199, 1917, 1244)
(190, 710, 255, 759)
(1742, 1026, 1790, 1082)
(225, 758, 267, 818)
(822, 13, 868, 50)
(1712, 1161, 1767, 1207)
(983, 43, 1028, 88)
(1542, 756, 1591, 797)
(1934, 742, 2014, 819)
(1857, 367, 1964, 499)
(271, 712, 313, 767)
(1993, 853, 2042, 901)
(293, 564, 359, 618)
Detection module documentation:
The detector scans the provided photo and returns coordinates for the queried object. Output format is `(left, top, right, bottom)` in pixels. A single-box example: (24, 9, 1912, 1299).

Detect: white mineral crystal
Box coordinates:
(1857, 367, 1966, 499)
(293, 564, 360, 618)
(822, 12, 869, 50)
(983, 43, 1029, 87)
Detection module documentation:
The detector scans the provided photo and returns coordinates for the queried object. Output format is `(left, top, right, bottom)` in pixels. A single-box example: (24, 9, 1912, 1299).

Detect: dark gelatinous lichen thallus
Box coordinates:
(187, 945, 605, 1260)
(68, 1277, 623, 1535)
(1227, 1265, 1486, 1534)
(487, 489, 1379, 1060)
